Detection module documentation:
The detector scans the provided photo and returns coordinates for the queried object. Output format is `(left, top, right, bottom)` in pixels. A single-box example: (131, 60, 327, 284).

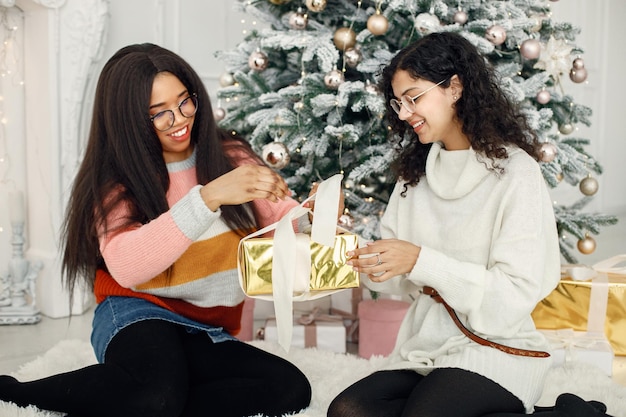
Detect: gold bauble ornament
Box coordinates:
(305, 0, 326, 12)
(577, 234, 596, 255)
(219, 72, 235, 87)
(333, 27, 357, 50)
(344, 48, 362, 68)
(367, 13, 389, 36)
(559, 123, 574, 135)
(579, 175, 599, 196)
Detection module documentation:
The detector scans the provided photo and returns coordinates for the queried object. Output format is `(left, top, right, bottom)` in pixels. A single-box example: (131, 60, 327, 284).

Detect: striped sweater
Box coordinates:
(94, 149, 301, 334)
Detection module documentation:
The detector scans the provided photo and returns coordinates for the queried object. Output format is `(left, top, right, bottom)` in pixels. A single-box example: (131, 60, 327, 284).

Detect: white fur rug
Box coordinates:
(1, 339, 625, 417)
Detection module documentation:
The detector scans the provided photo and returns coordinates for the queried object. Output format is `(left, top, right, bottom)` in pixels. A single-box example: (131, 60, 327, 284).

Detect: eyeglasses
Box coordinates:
(389, 79, 447, 115)
(150, 93, 198, 131)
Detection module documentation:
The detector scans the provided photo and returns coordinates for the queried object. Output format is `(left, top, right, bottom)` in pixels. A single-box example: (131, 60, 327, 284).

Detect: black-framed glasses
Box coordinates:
(389, 79, 447, 115)
(150, 93, 198, 131)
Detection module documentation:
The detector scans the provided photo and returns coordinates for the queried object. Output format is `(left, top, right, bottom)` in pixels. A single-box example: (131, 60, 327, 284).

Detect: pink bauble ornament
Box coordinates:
(540, 142, 557, 162)
(262, 142, 291, 169)
(577, 235, 596, 255)
(572, 57, 585, 69)
(344, 48, 362, 68)
(536, 89, 551, 104)
(453, 10, 468, 25)
(305, 0, 326, 12)
(520, 39, 541, 60)
(333, 27, 357, 50)
(213, 107, 226, 121)
(364, 80, 379, 94)
(289, 10, 308, 30)
(324, 69, 344, 89)
(367, 13, 389, 35)
(485, 25, 507, 46)
(579, 175, 599, 196)
(248, 50, 269, 71)
(569, 67, 588, 83)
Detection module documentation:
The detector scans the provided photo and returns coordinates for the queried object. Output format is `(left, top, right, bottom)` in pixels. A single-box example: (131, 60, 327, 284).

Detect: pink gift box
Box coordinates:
(358, 299, 410, 358)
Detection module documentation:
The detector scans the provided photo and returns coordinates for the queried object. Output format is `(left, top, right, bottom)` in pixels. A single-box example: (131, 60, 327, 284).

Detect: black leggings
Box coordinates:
(0, 319, 311, 417)
(327, 368, 525, 417)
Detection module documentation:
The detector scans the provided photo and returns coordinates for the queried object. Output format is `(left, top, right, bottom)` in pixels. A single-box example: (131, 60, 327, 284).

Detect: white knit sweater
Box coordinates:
(365, 142, 561, 412)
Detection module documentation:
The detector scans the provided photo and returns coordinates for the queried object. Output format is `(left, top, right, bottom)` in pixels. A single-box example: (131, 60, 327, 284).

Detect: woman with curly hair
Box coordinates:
(328, 32, 609, 417)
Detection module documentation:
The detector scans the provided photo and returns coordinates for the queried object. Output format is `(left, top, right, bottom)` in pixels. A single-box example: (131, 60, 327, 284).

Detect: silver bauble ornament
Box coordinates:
(520, 39, 541, 60)
(572, 57, 585, 69)
(288, 10, 308, 30)
(540, 142, 558, 162)
(569, 67, 588, 83)
(262, 141, 291, 169)
(367, 13, 389, 35)
(536, 89, 551, 104)
(364, 80, 379, 94)
(414, 13, 440, 34)
(213, 107, 226, 121)
(333, 27, 357, 50)
(305, 0, 326, 12)
(324, 69, 344, 89)
(338, 213, 354, 229)
(577, 234, 596, 255)
(579, 175, 599, 196)
(219, 72, 235, 87)
(248, 50, 269, 71)
(559, 123, 574, 135)
(485, 25, 507, 46)
(453, 10, 468, 25)
(344, 48, 362, 68)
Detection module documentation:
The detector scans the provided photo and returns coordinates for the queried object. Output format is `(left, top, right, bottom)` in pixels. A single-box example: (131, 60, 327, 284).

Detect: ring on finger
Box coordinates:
(374, 254, 382, 266)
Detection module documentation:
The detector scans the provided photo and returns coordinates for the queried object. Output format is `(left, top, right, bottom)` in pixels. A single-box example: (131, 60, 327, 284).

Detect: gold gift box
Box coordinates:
(532, 271, 626, 355)
(239, 232, 359, 296)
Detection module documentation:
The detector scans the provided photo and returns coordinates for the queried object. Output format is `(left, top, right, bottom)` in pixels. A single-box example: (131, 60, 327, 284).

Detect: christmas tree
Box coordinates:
(215, 0, 617, 263)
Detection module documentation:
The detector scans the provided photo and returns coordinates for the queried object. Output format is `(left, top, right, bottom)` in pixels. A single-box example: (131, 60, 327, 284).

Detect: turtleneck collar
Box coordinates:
(425, 142, 491, 199)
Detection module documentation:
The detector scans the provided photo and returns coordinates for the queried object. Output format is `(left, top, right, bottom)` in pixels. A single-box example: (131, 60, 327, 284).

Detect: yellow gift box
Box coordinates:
(239, 231, 359, 296)
(532, 259, 626, 355)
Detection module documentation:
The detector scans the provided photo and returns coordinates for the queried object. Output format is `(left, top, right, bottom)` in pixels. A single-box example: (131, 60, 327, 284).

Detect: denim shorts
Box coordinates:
(91, 296, 237, 363)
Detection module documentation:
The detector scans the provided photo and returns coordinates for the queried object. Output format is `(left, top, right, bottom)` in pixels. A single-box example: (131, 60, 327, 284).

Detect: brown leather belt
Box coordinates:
(422, 286, 550, 358)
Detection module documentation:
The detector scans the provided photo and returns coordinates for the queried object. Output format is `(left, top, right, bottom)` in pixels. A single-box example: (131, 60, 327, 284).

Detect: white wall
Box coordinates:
(0, 0, 623, 317)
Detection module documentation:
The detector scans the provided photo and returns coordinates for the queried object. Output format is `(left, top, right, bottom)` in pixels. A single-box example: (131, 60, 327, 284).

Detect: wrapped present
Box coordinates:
(358, 299, 410, 358)
(263, 314, 346, 353)
(237, 174, 360, 351)
(532, 255, 626, 355)
(541, 329, 613, 376)
(330, 287, 363, 342)
(239, 231, 358, 296)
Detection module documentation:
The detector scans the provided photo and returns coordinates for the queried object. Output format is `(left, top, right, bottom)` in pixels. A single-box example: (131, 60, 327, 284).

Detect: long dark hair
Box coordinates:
(379, 31, 541, 187)
(61, 43, 259, 296)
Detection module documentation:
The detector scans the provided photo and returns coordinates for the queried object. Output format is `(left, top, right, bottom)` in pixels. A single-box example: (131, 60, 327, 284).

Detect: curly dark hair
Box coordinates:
(379, 31, 541, 187)
(61, 43, 261, 297)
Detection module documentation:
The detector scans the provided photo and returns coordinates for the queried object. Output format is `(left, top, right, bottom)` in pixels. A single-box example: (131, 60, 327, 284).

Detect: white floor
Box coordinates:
(0, 305, 625, 389)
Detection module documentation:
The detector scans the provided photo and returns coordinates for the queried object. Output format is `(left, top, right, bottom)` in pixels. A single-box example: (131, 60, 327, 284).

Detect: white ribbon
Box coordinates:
(544, 329, 603, 363)
(563, 255, 626, 333)
(238, 174, 347, 351)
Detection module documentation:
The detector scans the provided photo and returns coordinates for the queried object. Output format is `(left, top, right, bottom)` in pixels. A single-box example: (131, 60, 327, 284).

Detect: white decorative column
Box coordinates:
(14, 0, 109, 317)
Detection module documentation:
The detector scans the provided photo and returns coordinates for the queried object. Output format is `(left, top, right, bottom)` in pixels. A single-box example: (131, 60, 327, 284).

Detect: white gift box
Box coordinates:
(541, 329, 614, 376)
(264, 317, 346, 353)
